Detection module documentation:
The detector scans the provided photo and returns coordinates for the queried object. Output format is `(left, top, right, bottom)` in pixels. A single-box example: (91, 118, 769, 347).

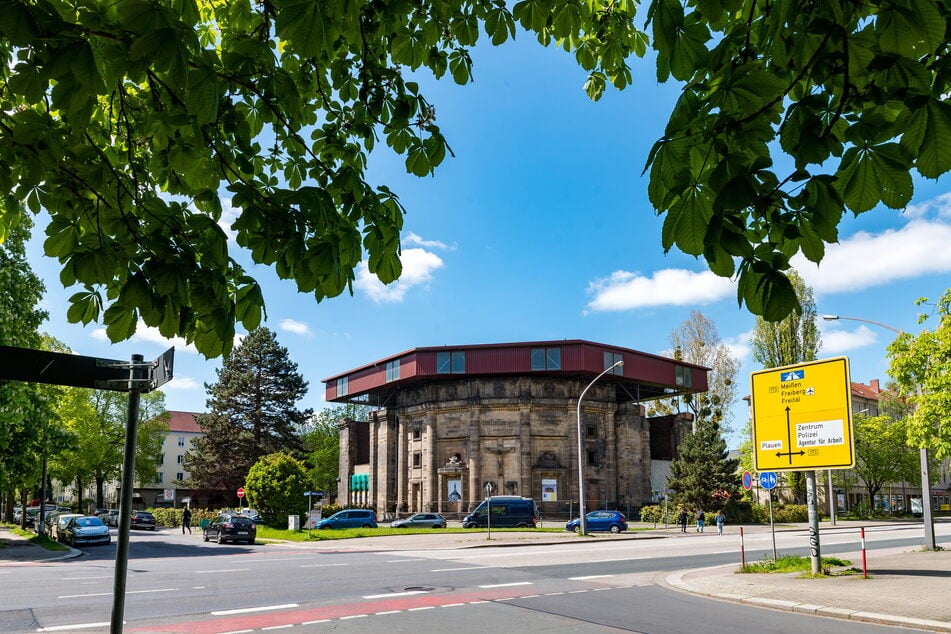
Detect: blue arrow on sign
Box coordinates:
(759, 471, 778, 490)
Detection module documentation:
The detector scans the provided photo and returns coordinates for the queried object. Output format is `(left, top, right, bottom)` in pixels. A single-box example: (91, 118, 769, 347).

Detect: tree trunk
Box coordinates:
(95, 472, 105, 510)
(76, 475, 84, 514)
(18, 489, 28, 530)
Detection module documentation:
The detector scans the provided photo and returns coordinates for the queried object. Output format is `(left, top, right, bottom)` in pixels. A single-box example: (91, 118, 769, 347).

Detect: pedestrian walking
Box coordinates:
(678, 509, 688, 533)
(715, 509, 725, 535)
(695, 508, 705, 533)
(182, 505, 192, 535)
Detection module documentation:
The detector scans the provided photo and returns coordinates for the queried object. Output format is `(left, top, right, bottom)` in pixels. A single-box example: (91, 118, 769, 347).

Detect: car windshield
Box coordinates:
(231, 517, 252, 526)
(75, 517, 103, 527)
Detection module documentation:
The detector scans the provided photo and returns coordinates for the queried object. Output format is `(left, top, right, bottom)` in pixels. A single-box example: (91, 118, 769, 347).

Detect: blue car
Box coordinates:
(313, 509, 378, 529)
(566, 510, 628, 533)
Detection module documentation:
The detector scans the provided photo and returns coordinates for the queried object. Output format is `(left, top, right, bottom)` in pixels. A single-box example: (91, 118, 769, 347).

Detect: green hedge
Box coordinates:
(751, 503, 810, 523)
(147, 507, 218, 528)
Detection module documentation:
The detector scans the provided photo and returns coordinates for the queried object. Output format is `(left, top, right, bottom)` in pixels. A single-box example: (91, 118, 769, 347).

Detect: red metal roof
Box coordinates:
(323, 339, 709, 405)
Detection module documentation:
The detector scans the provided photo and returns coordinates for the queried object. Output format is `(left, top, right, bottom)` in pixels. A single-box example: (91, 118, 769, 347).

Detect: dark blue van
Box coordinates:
(462, 496, 539, 528)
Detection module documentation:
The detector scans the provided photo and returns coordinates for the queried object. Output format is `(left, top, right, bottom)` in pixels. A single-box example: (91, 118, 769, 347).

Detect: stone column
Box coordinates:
(519, 394, 533, 499)
(424, 411, 436, 511)
(467, 403, 481, 511)
(604, 401, 618, 506)
(368, 416, 378, 510)
(396, 416, 406, 513)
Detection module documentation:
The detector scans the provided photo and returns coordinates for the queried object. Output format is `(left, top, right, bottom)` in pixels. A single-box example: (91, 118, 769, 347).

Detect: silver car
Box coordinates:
(390, 513, 447, 529)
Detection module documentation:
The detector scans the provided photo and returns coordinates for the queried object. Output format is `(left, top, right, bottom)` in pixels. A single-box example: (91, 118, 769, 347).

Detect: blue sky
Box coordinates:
(27, 35, 951, 448)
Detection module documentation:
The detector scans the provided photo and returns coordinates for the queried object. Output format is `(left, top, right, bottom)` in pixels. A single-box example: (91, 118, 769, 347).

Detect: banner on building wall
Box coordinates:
(542, 478, 557, 502)
(447, 479, 462, 502)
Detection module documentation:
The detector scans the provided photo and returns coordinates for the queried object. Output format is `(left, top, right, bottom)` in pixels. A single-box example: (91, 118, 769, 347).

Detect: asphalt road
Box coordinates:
(2, 523, 942, 633)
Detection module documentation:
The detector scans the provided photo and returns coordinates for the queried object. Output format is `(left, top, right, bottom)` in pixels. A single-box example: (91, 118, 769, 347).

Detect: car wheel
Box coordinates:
(573, 525, 581, 534)
(516, 523, 528, 528)
(149, 526, 155, 531)
(434, 523, 445, 529)
(203, 532, 209, 542)
(609, 525, 621, 533)
(361, 524, 372, 528)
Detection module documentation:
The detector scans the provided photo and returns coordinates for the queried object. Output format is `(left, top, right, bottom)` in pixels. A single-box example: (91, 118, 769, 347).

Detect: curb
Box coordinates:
(663, 564, 951, 633)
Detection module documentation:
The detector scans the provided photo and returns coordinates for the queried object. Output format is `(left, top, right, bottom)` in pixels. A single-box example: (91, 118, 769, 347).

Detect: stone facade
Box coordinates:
(338, 375, 693, 518)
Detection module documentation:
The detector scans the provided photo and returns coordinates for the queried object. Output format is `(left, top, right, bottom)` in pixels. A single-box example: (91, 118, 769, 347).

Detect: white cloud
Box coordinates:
(162, 376, 201, 390)
(585, 268, 735, 312)
(723, 329, 754, 364)
(91, 324, 197, 353)
(279, 319, 311, 336)
(354, 247, 445, 303)
(218, 198, 240, 241)
(794, 217, 951, 294)
(404, 232, 454, 250)
(820, 324, 879, 354)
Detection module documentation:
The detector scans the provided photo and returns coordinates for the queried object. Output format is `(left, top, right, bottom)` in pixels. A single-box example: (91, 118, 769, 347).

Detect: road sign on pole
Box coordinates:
(759, 471, 778, 490)
(751, 357, 854, 472)
(237, 487, 245, 499)
(742, 471, 753, 491)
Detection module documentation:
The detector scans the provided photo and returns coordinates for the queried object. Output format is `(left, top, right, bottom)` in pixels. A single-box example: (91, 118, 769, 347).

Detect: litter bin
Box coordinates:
(288, 515, 300, 531)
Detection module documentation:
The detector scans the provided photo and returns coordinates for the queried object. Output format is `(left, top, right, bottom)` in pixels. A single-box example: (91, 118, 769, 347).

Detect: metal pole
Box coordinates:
(768, 492, 777, 561)
(828, 469, 836, 526)
(740, 526, 746, 567)
(806, 470, 821, 575)
(111, 355, 144, 634)
(860, 526, 868, 578)
(576, 360, 623, 536)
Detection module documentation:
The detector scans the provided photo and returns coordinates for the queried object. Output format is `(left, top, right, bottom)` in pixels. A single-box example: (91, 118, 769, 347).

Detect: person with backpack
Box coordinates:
(715, 509, 726, 535)
(695, 508, 705, 532)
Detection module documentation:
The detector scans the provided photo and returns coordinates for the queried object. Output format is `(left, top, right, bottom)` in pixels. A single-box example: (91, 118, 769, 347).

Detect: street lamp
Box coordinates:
(576, 359, 623, 536)
(822, 314, 936, 550)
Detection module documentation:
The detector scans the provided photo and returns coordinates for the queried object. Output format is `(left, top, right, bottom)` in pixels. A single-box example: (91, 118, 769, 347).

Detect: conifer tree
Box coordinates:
(667, 418, 739, 512)
(185, 328, 311, 497)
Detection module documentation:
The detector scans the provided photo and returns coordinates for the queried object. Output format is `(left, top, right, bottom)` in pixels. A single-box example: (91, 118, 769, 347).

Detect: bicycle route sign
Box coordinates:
(750, 357, 855, 472)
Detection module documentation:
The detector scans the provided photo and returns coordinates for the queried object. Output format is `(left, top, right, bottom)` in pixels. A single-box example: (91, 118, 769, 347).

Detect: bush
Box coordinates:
(751, 503, 809, 523)
(147, 507, 218, 528)
(639, 505, 667, 524)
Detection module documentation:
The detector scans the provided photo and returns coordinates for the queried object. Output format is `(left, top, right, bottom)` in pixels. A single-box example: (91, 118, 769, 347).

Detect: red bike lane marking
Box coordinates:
(125, 587, 535, 633)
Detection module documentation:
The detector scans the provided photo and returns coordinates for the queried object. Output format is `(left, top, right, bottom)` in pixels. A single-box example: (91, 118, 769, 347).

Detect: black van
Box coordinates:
(462, 496, 539, 528)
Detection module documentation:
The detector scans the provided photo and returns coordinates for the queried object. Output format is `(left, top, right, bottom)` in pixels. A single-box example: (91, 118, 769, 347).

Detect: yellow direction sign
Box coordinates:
(751, 357, 854, 472)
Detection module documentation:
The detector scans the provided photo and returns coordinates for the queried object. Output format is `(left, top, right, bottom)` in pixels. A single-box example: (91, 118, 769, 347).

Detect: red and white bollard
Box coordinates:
(861, 526, 868, 578)
(740, 526, 746, 567)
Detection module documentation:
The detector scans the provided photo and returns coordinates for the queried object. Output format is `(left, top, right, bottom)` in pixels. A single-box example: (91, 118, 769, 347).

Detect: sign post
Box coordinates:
(237, 487, 245, 509)
(759, 472, 778, 560)
(751, 357, 852, 573)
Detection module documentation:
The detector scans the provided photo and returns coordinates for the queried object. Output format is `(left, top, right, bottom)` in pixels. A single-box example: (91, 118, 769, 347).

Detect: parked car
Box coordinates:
(566, 510, 628, 534)
(314, 509, 378, 529)
(130, 511, 156, 530)
(390, 513, 447, 529)
(238, 509, 264, 524)
(203, 513, 257, 544)
(96, 509, 120, 527)
(50, 513, 85, 541)
(462, 496, 539, 529)
(63, 516, 111, 546)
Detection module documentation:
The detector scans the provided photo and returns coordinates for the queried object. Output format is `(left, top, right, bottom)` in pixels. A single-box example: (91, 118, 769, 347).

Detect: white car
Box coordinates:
(50, 514, 84, 542)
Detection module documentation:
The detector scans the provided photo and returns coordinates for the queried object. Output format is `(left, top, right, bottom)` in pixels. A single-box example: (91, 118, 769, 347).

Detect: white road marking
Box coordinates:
(408, 606, 435, 611)
(478, 582, 533, 589)
(373, 611, 402, 616)
(339, 614, 368, 620)
(570, 574, 614, 580)
(301, 620, 332, 625)
(38, 622, 112, 632)
(196, 568, 250, 574)
(431, 566, 488, 572)
(262, 626, 294, 631)
(363, 590, 428, 599)
(211, 603, 299, 616)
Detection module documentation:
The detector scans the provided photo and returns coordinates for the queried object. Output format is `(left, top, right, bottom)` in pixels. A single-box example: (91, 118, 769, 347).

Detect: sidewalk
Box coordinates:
(665, 545, 951, 632)
(0, 526, 79, 564)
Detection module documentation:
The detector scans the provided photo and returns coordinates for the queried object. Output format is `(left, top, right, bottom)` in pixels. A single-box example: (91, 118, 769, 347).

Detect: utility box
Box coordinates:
(288, 514, 300, 531)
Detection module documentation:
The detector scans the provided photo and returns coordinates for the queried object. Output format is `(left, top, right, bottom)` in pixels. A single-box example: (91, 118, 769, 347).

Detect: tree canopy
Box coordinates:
(184, 327, 310, 496)
(666, 418, 739, 512)
(1, 0, 949, 355)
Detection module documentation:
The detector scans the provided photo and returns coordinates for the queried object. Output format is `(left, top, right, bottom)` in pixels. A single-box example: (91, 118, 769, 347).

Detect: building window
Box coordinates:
(412, 428, 422, 441)
(177, 436, 185, 447)
(437, 350, 466, 374)
(604, 351, 623, 374)
(156, 472, 164, 483)
(587, 449, 599, 467)
(412, 452, 422, 468)
(675, 366, 692, 387)
(176, 472, 184, 481)
(531, 347, 561, 371)
(586, 425, 597, 438)
(158, 453, 164, 466)
(336, 376, 349, 397)
(177, 454, 184, 464)
(385, 359, 400, 382)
